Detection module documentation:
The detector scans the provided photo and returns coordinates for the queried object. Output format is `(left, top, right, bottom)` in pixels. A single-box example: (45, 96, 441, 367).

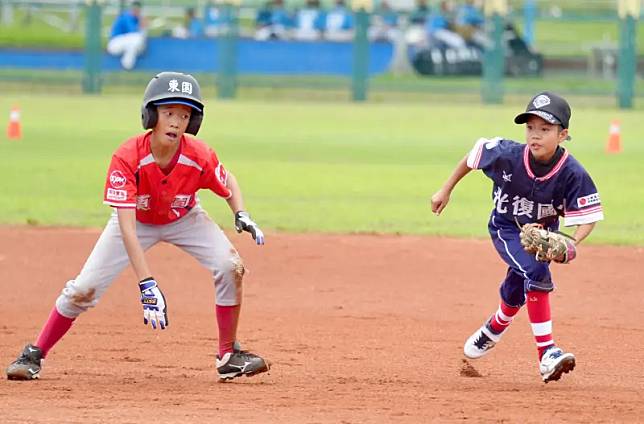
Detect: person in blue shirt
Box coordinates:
(107, 1, 147, 70)
(456, 0, 484, 27)
(454, 0, 489, 50)
(369, 0, 400, 42)
(255, 1, 273, 29)
(324, 0, 354, 41)
(172, 7, 204, 39)
(425, 0, 466, 49)
(293, 0, 325, 41)
(409, 0, 430, 25)
(255, 0, 294, 41)
(204, 0, 233, 37)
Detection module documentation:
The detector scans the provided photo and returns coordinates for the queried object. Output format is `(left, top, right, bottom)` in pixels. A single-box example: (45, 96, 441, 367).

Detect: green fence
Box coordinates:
(0, 0, 641, 108)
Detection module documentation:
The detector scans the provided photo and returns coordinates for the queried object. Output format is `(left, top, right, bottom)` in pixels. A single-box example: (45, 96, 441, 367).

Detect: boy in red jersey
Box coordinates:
(7, 72, 270, 382)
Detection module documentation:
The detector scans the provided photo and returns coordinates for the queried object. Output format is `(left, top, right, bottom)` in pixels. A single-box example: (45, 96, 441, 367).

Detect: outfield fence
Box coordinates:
(0, 0, 641, 107)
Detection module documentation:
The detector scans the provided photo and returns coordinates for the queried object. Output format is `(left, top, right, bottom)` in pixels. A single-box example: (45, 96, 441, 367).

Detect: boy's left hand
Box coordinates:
(235, 211, 265, 245)
(520, 224, 577, 264)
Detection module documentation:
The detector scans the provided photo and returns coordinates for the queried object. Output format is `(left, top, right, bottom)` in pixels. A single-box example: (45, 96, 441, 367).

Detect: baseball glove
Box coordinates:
(520, 223, 577, 264)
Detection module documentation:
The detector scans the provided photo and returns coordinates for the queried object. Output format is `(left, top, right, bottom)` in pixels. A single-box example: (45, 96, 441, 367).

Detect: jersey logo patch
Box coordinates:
(577, 193, 600, 208)
(171, 194, 191, 208)
(502, 170, 512, 182)
(215, 163, 227, 185)
(107, 188, 127, 201)
(136, 194, 151, 210)
(110, 170, 127, 188)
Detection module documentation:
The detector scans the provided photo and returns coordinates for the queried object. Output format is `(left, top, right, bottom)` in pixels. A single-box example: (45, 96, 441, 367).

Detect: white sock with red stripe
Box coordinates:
(527, 291, 555, 359)
(488, 301, 521, 334)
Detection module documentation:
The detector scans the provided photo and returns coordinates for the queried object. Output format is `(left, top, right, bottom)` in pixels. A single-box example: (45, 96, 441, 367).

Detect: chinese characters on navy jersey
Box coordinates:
(466, 138, 603, 229)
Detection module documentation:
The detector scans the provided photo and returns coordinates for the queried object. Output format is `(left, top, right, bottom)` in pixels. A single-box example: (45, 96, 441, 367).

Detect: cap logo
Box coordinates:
(168, 79, 193, 94)
(533, 94, 550, 109)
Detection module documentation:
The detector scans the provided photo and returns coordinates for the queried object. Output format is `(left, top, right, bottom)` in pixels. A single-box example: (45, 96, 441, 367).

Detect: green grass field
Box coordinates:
(1, 94, 642, 245)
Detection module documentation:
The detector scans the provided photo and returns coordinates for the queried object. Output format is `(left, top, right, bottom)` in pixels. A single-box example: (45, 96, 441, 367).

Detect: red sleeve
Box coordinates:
(103, 154, 137, 208)
(200, 148, 232, 199)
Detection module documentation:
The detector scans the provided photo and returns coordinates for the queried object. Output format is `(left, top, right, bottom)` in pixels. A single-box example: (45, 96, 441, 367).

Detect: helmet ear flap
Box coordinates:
(141, 104, 158, 130)
(186, 111, 203, 135)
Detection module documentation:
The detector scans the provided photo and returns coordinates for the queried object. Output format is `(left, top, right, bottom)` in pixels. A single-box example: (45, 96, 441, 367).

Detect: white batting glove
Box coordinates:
(139, 277, 168, 330)
(235, 211, 265, 245)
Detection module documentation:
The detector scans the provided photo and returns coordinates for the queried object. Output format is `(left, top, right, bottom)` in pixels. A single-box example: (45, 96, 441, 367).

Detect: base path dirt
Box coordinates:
(1, 226, 643, 423)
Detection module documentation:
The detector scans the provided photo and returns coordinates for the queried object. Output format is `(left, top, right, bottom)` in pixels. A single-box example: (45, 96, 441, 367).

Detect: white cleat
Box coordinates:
(540, 346, 576, 383)
(464, 322, 502, 359)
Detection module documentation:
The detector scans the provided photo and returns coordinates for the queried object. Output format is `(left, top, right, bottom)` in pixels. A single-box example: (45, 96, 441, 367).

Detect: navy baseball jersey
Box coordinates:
(466, 138, 604, 229)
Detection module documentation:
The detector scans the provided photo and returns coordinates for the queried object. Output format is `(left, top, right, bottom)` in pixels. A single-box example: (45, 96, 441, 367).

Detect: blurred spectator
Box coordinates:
(172, 7, 204, 39)
(255, 0, 294, 41)
(293, 0, 325, 41)
(456, 0, 484, 27)
(324, 0, 354, 41)
(454, 0, 489, 49)
(426, 0, 466, 49)
(107, 0, 146, 70)
(204, 0, 233, 37)
(409, 0, 430, 25)
(405, 0, 430, 46)
(368, 0, 400, 42)
(255, 1, 273, 30)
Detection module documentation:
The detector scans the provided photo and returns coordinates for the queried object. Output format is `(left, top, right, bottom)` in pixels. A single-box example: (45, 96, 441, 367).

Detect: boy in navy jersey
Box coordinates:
(431, 92, 603, 383)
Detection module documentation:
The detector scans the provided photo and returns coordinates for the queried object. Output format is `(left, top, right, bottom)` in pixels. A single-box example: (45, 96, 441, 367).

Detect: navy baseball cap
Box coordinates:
(514, 91, 571, 129)
(153, 99, 202, 112)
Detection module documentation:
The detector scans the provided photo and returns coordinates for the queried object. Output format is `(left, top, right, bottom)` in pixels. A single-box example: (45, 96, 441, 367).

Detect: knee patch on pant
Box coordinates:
(56, 280, 99, 318)
(213, 251, 245, 306)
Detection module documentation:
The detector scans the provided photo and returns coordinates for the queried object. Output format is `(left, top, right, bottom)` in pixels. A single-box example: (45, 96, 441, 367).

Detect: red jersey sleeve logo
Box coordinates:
(104, 153, 137, 208)
(215, 163, 228, 186)
(109, 170, 127, 188)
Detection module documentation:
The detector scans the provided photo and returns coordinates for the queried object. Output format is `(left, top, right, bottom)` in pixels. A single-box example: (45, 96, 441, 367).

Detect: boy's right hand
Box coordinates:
(139, 277, 168, 330)
(430, 189, 450, 215)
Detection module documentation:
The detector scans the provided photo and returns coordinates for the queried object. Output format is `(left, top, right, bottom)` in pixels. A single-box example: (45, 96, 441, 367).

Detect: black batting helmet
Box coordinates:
(141, 72, 204, 135)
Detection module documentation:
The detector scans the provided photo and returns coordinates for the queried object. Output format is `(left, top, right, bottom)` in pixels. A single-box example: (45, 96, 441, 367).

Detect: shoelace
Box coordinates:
(546, 349, 562, 360)
(16, 353, 37, 365)
(474, 333, 493, 350)
(237, 352, 258, 362)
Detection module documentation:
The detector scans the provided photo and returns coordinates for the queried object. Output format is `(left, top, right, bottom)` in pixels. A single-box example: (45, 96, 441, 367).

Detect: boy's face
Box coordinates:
(154, 104, 192, 144)
(524, 115, 568, 162)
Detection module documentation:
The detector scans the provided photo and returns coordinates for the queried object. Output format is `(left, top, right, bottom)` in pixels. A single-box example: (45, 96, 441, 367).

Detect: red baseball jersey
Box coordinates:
(103, 132, 231, 225)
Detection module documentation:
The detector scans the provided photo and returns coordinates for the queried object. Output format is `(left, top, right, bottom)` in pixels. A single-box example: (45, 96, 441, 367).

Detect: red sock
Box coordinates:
(34, 307, 75, 358)
(489, 301, 521, 334)
(216, 304, 240, 358)
(526, 291, 554, 359)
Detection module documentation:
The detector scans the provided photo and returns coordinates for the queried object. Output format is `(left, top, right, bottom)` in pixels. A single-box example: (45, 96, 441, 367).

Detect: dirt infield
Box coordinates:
(1, 226, 643, 423)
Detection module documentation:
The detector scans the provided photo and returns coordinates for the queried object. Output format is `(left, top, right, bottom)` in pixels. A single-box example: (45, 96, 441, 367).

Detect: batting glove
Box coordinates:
(235, 211, 265, 245)
(139, 277, 168, 330)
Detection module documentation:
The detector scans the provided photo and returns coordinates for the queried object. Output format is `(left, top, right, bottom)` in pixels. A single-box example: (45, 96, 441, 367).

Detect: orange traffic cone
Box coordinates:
(606, 119, 622, 154)
(7, 106, 22, 140)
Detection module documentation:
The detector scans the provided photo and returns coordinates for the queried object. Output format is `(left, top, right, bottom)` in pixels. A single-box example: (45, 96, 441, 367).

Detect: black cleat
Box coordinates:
(7, 344, 43, 381)
(216, 350, 270, 381)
